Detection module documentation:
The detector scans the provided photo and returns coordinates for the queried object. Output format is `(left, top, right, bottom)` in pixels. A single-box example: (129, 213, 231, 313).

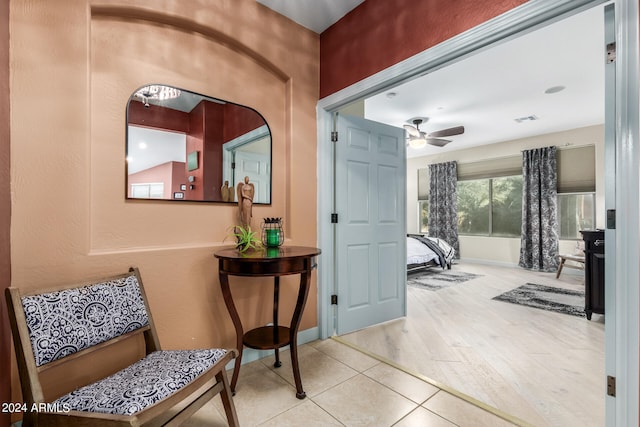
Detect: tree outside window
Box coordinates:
(457, 176, 522, 237)
(491, 176, 523, 237)
(420, 175, 593, 240)
(457, 179, 490, 235)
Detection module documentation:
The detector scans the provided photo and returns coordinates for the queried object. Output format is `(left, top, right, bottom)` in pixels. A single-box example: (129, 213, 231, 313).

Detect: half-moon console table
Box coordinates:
(214, 246, 321, 399)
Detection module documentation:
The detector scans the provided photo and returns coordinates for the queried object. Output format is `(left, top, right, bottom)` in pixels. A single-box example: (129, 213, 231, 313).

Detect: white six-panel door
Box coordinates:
(335, 114, 406, 335)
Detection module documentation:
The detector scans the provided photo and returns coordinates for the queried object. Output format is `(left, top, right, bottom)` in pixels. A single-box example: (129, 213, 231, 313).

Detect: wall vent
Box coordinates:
(514, 115, 539, 123)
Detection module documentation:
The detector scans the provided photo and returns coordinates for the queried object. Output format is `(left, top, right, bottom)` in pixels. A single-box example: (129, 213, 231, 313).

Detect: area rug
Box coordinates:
(492, 283, 585, 318)
(407, 269, 481, 291)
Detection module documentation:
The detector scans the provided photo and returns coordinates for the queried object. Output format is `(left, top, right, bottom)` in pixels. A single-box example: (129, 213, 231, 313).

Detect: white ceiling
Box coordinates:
(257, 1, 606, 158)
(256, 0, 365, 33)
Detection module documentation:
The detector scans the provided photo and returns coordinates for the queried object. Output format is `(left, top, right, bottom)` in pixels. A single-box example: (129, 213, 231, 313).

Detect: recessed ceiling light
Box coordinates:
(544, 85, 566, 94)
(386, 92, 397, 99)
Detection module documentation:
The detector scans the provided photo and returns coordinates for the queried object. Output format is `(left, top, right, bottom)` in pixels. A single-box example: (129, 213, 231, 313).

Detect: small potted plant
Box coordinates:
(227, 225, 262, 253)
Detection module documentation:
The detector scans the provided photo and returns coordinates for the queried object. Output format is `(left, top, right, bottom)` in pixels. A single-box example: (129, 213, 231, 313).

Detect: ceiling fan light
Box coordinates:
(408, 137, 427, 149)
(134, 85, 181, 103)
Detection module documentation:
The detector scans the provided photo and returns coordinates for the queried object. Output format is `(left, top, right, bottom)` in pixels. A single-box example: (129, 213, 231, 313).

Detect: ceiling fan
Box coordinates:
(403, 118, 464, 148)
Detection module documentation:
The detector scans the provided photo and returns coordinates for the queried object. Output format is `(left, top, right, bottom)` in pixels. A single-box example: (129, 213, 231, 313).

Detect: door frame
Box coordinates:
(316, 0, 639, 425)
(222, 124, 271, 195)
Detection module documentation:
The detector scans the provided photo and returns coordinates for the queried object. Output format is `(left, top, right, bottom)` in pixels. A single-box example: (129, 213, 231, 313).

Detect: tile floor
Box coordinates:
(186, 339, 528, 427)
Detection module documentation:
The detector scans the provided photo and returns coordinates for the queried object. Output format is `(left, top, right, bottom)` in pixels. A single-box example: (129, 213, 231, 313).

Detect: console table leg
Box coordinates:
(273, 277, 281, 368)
(214, 248, 320, 400)
(290, 268, 311, 399)
(219, 269, 244, 393)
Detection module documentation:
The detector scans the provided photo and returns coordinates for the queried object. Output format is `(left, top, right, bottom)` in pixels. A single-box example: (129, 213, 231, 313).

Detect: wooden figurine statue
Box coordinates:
(221, 180, 230, 202)
(237, 176, 254, 227)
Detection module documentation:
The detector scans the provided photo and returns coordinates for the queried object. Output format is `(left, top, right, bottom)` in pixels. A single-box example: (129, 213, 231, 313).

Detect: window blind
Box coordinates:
(416, 144, 595, 199)
(457, 156, 521, 181)
(417, 168, 429, 200)
(556, 145, 596, 193)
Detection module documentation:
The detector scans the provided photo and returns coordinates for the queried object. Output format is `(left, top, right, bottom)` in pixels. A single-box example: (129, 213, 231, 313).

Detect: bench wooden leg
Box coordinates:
(556, 257, 566, 279)
(217, 369, 240, 427)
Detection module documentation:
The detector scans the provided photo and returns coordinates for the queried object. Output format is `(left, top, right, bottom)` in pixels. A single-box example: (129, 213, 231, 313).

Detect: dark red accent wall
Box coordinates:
(1, 0, 10, 425)
(223, 103, 266, 141)
(202, 101, 224, 200)
(186, 102, 207, 201)
(320, 0, 527, 98)
(186, 101, 225, 201)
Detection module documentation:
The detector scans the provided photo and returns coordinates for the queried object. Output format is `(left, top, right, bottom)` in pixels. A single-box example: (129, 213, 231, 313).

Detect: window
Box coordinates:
(131, 183, 164, 199)
(558, 193, 595, 239)
(491, 176, 523, 236)
(457, 179, 490, 235)
(419, 201, 429, 233)
(417, 168, 429, 232)
(417, 145, 596, 239)
(457, 176, 523, 237)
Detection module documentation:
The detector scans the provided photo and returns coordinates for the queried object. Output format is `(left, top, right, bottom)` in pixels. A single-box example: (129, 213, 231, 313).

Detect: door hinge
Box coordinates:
(331, 131, 338, 142)
(331, 213, 338, 223)
(331, 294, 338, 305)
(606, 209, 616, 229)
(606, 42, 616, 64)
(607, 375, 616, 397)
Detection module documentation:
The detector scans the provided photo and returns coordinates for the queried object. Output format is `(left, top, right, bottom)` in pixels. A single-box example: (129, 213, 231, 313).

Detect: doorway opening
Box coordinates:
(317, 0, 638, 425)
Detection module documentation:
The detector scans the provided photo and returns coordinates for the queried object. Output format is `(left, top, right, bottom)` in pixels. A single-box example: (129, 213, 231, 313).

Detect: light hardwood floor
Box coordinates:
(192, 339, 524, 426)
(341, 263, 605, 427)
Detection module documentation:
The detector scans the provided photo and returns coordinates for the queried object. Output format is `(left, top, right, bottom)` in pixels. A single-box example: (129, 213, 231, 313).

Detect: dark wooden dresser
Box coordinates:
(580, 229, 605, 320)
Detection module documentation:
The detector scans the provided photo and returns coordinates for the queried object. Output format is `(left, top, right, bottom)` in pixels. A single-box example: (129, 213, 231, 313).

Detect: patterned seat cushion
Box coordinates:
(53, 349, 228, 416)
(21, 275, 149, 366)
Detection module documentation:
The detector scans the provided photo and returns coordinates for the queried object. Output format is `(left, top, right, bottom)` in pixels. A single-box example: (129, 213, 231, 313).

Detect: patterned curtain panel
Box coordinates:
(428, 161, 459, 255)
(519, 146, 559, 271)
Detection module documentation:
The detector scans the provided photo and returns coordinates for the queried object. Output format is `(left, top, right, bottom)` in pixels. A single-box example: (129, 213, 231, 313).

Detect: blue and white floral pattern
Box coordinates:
(519, 146, 559, 272)
(53, 349, 228, 415)
(21, 275, 149, 366)
(428, 161, 460, 255)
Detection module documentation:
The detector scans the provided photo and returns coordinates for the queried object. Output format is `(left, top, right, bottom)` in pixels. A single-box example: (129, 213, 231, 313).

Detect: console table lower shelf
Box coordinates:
(214, 246, 321, 399)
(244, 326, 290, 359)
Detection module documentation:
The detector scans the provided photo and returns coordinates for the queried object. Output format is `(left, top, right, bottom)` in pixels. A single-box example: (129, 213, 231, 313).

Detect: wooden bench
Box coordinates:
(556, 254, 586, 278)
(5, 267, 239, 426)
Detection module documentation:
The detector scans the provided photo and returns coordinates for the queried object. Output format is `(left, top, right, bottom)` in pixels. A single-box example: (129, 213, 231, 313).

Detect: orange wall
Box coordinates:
(6, 0, 603, 419)
(320, 0, 526, 97)
(8, 0, 319, 407)
(1, 0, 10, 424)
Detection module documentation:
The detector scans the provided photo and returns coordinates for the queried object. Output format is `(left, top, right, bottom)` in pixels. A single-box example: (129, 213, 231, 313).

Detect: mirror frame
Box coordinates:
(125, 84, 272, 204)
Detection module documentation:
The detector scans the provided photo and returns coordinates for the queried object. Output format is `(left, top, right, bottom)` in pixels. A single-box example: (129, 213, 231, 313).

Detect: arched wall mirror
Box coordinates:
(126, 84, 272, 204)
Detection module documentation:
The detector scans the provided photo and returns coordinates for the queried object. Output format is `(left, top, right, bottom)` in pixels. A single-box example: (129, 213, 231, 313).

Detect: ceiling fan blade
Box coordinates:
(427, 126, 465, 138)
(427, 138, 451, 147)
(403, 124, 420, 137)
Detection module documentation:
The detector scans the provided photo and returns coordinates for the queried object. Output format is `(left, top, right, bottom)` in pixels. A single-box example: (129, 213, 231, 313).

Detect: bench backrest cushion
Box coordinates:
(21, 274, 150, 367)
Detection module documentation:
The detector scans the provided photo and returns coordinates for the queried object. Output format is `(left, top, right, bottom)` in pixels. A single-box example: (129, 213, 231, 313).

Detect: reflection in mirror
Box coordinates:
(126, 85, 271, 203)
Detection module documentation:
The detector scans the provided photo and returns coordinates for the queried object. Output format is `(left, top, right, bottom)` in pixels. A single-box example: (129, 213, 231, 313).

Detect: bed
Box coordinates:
(407, 234, 455, 272)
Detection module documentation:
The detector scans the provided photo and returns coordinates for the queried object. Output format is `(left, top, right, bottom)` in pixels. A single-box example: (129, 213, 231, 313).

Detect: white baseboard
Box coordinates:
(458, 257, 518, 268)
(458, 257, 583, 276)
